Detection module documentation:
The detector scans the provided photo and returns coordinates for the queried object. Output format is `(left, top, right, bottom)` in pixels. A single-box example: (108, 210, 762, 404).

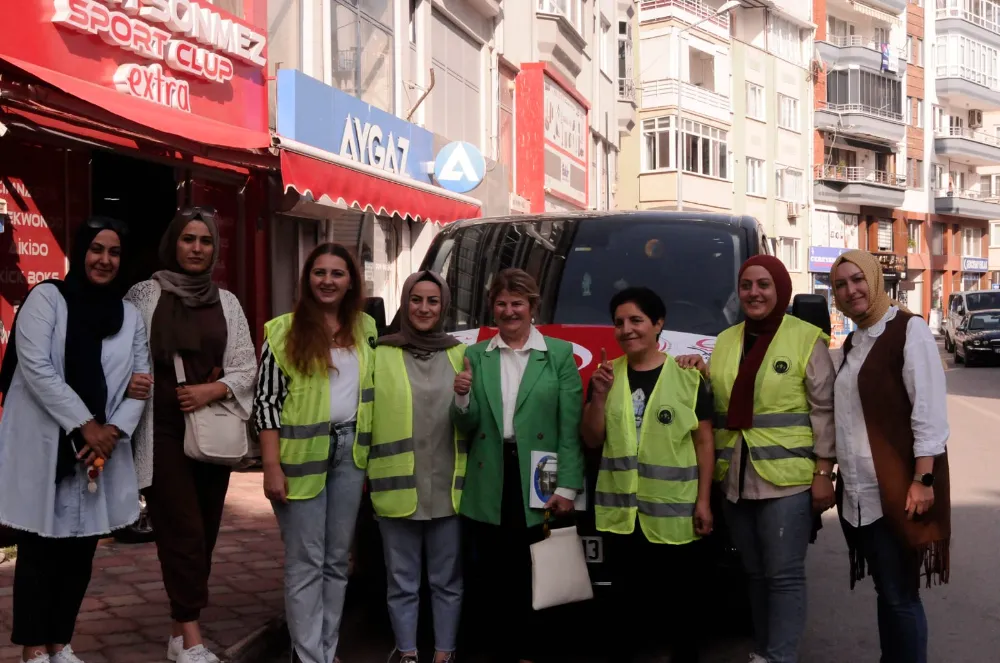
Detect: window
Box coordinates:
(777, 237, 800, 271)
(932, 163, 946, 190)
(916, 38, 924, 66)
(600, 19, 612, 76)
(877, 220, 893, 251)
(767, 14, 806, 64)
(775, 166, 803, 201)
(934, 105, 945, 132)
(931, 223, 944, 255)
(641, 117, 674, 171)
(778, 94, 799, 130)
(331, 0, 395, 112)
(499, 64, 516, 191)
(825, 69, 903, 120)
(906, 36, 913, 64)
(936, 34, 1000, 90)
(429, 11, 483, 145)
(907, 158, 924, 188)
(991, 222, 1000, 247)
(538, 0, 583, 33)
(747, 157, 765, 195)
(409, 0, 417, 43)
(981, 174, 994, 197)
(963, 227, 983, 256)
(618, 21, 635, 101)
(747, 83, 765, 120)
(681, 119, 728, 179)
(906, 96, 913, 125)
(908, 221, 921, 253)
(916, 99, 924, 127)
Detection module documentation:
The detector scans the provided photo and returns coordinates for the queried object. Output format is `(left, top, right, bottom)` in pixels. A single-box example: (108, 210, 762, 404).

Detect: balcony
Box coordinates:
(937, 3, 1000, 47)
(935, 127, 1000, 166)
(638, 0, 731, 41)
(641, 78, 732, 123)
(862, 0, 907, 14)
(816, 36, 906, 74)
(814, 101, 906, 145)
(813, 164, 907, 208)
(934, 188, 1000, 220)
(936, 64, 1000, 107)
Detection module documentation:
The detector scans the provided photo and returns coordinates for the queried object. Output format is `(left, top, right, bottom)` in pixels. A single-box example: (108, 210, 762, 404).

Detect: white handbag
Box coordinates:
(530, 521, 595, 611)
(174, 355, 248, 467)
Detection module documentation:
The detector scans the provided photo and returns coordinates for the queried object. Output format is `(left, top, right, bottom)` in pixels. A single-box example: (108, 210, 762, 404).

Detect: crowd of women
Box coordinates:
(0, 210, 950, 663)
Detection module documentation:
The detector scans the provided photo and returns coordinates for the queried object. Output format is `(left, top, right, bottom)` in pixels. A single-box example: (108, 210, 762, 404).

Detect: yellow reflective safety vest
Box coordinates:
(595, 355, 703, 545)
(709, 315, 827, 487)
(263, 312, 378, 501)
(368, 344, 468, 518)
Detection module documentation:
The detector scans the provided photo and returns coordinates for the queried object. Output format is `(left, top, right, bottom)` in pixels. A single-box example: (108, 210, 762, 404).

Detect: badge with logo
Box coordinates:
(772, 357, 790, 374)
(657, 407, 674, 425)
(368, 336, 377, 349)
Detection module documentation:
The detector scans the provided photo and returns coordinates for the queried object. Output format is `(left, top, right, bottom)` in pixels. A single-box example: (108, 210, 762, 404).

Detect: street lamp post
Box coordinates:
(675, 0, 741, 212)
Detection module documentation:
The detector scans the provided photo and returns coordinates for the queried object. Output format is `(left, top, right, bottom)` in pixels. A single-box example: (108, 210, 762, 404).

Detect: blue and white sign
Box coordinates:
(433, 141, 485, 194)
(276, 69, 435, 184)
(962, 256, 989, 273)
(808, 246, 850, 273)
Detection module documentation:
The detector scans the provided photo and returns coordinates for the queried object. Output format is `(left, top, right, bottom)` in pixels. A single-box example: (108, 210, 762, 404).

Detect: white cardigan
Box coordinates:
(125, 280, 257, 489)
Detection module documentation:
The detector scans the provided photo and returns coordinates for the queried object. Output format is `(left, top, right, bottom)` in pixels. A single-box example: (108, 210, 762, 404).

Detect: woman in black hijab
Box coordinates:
(0, 217, 150, 663)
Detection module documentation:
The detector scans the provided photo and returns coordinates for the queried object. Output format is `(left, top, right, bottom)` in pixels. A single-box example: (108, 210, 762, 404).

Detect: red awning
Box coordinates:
(0, 56, 271, 151)
(280, 149, 482, 225)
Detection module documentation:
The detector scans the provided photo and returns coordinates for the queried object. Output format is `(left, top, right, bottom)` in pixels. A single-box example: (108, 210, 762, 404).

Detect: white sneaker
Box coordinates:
(167, 636, 184, 662)
(21, 651, 48, 663)
(177, 645, 220, 663)
(50, 647, 85, 663)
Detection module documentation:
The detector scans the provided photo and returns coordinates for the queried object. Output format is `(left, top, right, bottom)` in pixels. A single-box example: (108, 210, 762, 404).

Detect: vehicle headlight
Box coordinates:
(973, 340, 983, 346)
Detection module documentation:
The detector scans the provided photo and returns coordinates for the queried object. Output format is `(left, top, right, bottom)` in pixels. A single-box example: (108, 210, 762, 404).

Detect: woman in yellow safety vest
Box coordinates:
(580, 286, 715, 663)
(680, 255, 836, 663)
(253, 243, 377, 663)
(370, 270, 467, 663)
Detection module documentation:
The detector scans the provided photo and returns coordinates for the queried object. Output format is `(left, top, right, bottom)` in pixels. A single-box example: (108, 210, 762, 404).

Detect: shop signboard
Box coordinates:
(276, 69, 435, 185)
(0, 0, 268, 141)
(875, 252, 907, 274)
(962, 256, 989, 273)
(542, 76, 588, 208)
(807, 246, 849, 273)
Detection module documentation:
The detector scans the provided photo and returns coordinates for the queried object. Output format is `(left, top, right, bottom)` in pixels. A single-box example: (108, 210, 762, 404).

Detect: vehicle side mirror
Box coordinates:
(364, 297, 387, 334)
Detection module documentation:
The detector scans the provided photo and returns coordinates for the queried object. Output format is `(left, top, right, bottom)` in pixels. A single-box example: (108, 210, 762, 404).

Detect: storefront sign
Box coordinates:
(433, 142, 485, 194)
(876, 252, 907, 274)
(808, 246, 849, 273)
(509, 193, 531, 215)
(542, 75, 587, 207)
(962, 256, 989, 273)
(276, 69, 436, 184)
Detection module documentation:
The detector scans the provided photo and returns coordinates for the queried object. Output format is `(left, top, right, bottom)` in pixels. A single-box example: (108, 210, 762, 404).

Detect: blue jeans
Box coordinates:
(854, 518, 928, 663)
(379, 516, 463, 654)
(723, 490, 813, 663)
(272, 426, 366, 663)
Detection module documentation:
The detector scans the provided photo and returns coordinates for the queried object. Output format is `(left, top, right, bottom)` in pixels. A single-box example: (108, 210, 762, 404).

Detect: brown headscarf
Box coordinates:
(150, 208, 222, 362)
(378, 271, 460, 355)
(829, 249, 908, 328)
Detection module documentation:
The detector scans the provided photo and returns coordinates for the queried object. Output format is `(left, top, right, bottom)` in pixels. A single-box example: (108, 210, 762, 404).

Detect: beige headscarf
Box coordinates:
(378, 270, 460, 353)
(829, 249, 909, 329)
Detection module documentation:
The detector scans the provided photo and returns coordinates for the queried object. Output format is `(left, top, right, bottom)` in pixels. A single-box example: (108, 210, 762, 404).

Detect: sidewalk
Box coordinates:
(0, 471, 284, 663)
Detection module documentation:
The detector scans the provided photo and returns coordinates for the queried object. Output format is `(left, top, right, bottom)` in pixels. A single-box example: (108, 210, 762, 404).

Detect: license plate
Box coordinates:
(580, 536, 603, 563)
(994, 349, 1000, 354)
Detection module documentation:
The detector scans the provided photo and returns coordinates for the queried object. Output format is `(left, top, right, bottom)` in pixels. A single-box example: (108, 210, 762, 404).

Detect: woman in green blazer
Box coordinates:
(451, 268, 584, 663)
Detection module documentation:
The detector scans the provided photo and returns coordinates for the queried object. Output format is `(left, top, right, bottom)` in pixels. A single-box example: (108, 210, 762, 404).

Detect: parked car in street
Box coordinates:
(953, 309, 1000, 367)
(943, 290, 1000, 352)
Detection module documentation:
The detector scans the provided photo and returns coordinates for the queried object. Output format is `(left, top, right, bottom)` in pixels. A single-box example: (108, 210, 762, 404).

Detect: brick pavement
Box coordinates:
(0, 471, 284, 663)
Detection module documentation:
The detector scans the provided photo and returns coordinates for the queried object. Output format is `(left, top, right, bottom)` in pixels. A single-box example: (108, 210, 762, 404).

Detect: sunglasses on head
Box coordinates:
(179, 206, 217, 223)
(85, 216, 129, 236)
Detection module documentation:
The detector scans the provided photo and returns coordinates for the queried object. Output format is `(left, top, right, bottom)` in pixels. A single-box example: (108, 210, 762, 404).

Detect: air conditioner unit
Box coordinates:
(787, 202, 801, 219)
(969, 109, 984, 128)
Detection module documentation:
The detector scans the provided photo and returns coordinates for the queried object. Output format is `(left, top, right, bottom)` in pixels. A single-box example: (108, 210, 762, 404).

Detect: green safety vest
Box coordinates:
(367, 345, 468, 518)
(263, 312, 377, 501)
(594, 355, 703, 545)
(709, 315, 827, 487)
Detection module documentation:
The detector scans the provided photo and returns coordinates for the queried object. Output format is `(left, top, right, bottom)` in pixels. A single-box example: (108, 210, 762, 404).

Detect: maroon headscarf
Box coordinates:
(726, 256, 793, 430)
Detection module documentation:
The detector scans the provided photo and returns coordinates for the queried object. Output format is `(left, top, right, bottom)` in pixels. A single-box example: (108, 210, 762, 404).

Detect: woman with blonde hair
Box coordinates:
(254, 243, 377, 663)
(830, 249, 949, 663)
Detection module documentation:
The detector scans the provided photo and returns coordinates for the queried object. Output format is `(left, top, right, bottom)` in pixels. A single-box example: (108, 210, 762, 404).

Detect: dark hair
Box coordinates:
(488, 268, 540, 307)
(287, 243, 365, 375)
(609, 287, 666, 324)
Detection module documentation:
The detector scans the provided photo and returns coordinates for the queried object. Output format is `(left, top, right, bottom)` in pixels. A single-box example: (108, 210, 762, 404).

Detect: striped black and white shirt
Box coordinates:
(254, 340, 288, 432)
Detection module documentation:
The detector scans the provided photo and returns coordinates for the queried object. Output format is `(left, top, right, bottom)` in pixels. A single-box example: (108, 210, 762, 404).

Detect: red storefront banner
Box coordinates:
(0, 0, 270, 150)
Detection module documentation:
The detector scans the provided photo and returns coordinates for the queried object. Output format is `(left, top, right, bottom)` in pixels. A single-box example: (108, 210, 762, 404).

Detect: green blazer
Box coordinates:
(451, 334, 584, 528)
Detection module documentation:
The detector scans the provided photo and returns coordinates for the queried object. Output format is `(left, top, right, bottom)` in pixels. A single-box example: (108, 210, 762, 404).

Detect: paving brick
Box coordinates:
(0, 587, 11, 598)
(99, 632, 147, 647)
(0, 646, 22, 661)
(102, 595, 146, 608)
(103, 565, 140, 576)
(209, 592, 258, 607)
(76, 618, 139, 636)
(69, 635, 103, 652)
(80, 597, 106, 612)
(103, 643, 165, 663)
(76, 609, 112, 623)
(135, 581, 164, 593)
(202, 617, 248, 632)
(109, 603, 163, 619)
(226, 551, 268, 563)
(115, 571, 162, 584)
(247, 559, 282, 570)
(87, 583, 136, 598)
(230, 603, 276, 616)
(135, 614, 174, 627)
(197, 605, 238, 621)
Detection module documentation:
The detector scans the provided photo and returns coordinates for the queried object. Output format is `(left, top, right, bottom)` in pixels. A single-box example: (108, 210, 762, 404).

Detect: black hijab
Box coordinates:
(0, 217, 127, 483)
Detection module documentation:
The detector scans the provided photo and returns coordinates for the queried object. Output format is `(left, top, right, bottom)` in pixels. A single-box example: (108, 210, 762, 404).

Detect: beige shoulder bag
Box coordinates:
(174, 355, 248, 466)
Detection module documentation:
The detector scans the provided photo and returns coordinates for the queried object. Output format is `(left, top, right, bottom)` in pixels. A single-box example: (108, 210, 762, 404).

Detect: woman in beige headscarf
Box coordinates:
(369, 271, 468, 663)
(830, 249, 950, 663)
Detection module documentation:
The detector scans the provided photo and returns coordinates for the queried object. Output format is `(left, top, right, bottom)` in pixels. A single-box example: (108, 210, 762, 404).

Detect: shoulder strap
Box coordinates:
(837, 331, 855, 374)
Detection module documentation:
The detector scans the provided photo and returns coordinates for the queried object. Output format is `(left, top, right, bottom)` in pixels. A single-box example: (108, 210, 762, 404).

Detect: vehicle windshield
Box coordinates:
(965, 292, 1000, 311)
(968, 313, 1000, 331)
(553, 219, 743, 336)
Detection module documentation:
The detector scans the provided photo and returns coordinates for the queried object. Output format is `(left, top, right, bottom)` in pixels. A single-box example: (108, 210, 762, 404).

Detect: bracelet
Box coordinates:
(814, 469, 835, 479)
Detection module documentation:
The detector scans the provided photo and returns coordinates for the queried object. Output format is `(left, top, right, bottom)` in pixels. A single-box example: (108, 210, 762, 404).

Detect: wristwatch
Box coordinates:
(914, 472, 935, 487)
(814, 468, 836, 480)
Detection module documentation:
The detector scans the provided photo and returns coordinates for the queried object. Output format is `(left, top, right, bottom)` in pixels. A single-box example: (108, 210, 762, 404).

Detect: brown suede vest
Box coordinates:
(843, 311, 950, 586)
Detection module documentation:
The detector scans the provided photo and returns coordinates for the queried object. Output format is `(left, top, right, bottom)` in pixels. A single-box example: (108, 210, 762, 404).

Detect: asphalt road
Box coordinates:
(271, 341, 999, 663)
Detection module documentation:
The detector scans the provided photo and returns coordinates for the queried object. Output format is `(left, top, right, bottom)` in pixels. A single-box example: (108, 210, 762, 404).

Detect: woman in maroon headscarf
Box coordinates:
(680, 256, 836, 663)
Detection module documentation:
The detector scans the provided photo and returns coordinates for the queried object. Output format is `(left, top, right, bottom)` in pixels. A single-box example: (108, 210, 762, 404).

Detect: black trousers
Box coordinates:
(606, 529, 707, 663)
(11, 533, 100, 646)
(465, 442, 548, 662)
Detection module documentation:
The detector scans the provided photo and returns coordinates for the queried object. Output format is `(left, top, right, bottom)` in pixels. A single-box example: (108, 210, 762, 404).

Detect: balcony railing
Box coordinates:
(936, 64, 1000, 90)
(936, 4, 1000, 38)
(814, 164, 907, 187)
(935, 187, 1000, 203)
(817, 101, 905, 122)
(619, 77, 636, 102)
(641, 78, 732, 117)
(639, 0, 731, 28)
(938, 126, 1000, 147)
(825, 34, 904, 56)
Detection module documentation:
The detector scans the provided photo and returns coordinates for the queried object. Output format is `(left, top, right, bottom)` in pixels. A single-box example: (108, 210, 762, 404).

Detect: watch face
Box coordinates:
(921, 473, 935, 487)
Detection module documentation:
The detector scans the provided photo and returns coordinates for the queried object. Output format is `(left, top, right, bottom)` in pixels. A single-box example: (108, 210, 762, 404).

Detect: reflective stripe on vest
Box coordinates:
(367, 345, 468, 519)
(264, 312, 378, 501)
(594, 354, 703, 545)
(709, 315, 827, 487)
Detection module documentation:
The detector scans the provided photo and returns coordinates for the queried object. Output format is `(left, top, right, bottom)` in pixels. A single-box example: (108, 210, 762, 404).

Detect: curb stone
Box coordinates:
(221, 617, 289, 663)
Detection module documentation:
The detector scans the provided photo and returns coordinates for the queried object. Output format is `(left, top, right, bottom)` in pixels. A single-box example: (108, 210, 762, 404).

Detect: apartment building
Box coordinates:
(618, 0, 815, 293)
(266, 0, 632, 318)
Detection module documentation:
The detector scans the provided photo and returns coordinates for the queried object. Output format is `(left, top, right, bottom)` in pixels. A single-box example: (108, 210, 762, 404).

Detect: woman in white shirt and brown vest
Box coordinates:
(830, 250, 950, 663)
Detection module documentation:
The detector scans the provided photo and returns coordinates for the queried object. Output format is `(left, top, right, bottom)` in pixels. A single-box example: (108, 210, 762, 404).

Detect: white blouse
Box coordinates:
(834, 307, 949, 528)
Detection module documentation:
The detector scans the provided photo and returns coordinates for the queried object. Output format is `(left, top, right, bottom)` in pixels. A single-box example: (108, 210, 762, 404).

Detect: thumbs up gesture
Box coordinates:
(454, 357, 473, 396)
(591, 348, 614, 398)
